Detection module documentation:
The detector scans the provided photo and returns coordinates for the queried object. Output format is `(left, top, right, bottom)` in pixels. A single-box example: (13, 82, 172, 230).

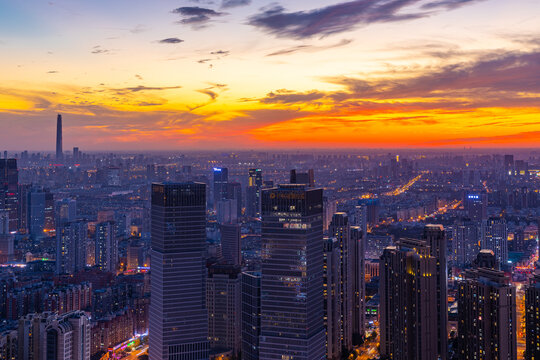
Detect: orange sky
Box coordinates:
(0, 0, 539, 150)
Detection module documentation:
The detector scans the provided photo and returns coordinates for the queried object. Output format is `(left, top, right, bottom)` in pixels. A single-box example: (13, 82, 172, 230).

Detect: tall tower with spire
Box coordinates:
(56, 114, 63, 160)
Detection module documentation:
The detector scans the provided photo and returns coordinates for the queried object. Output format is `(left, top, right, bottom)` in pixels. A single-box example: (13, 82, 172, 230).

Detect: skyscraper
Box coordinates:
(350, 226, 365, 344)
(206, 264, 242, 357)
(56, 221, 87, 275)
(481, 217, 508, 267)
(259, 184, 326, 359)
(525, 271, 540, 360)
(323, 237, 342, 360)
(242, 271, 261, 360)
(213, 167, 228, 208)
(246, 168, 263, 218)
(95, 221, 117, 273)
(149, 182, 209, 360)
(0, 158, 19, 232)
(458, 251, 517, 359)
(423, 224, 448, 360)
(56, 114, 63, 160)
(329, 213, 353, 351)
(464, 192, 487, 221)
(290, 169, 315, 187)
(379, 238, 438, 360)
(452, 219, 481, 267)
(220, 223, 241, 266)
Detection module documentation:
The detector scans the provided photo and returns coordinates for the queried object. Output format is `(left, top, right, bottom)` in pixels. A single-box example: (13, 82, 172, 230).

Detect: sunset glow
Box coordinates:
(0, 0, 539, 150)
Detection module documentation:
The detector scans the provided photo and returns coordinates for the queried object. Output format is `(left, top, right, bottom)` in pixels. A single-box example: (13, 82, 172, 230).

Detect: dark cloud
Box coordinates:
(210, 50, 229, 55)
(261, 90, 326, 104)
(327, 50, 540, 102)
(221, 0, 251, 9)
(266, 39, 352, 56)
(47, 70, 59, 74)
(137, 102, 164, 106)
(135, 74, 143, 80)
(248, 1, 424, 39)
(172, 6, 225, 27)
(159, 37, 184, 44)
(248, 0, 485, 39)
(198, 59, 212, 64)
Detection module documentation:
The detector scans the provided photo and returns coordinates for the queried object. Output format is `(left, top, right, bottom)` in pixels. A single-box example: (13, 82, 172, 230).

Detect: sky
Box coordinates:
(0, 0, 539, 151)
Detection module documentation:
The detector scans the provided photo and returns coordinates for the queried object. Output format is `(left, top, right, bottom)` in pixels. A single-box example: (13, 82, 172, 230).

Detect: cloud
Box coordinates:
(172, 6, 225, 27)
(266, 39, 353, 56)
(221, 0, 251, 9)
(130, 24, 148, 34)
(424, 131, 540, 146)
(324, 50, 540, 104)
(135, 74, 143, 80)
(159, 37, 184, 44)
(91, 46, 110, 54)
(47, 70, 59, 74)
(421, 0, 484, 10)
(198, 89, 218, 100)
(111, 85, 182, 95)
(210, 50, 229, 56)
(248, 0, 485, 39)
(261, 89, 326, 104)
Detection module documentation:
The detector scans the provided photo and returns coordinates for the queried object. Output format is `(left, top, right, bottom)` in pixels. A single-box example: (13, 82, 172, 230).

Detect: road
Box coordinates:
(121, 345, 148, 360)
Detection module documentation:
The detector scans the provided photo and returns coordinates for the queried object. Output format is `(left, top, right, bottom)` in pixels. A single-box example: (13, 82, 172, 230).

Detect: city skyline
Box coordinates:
(0, 0, 539, 150)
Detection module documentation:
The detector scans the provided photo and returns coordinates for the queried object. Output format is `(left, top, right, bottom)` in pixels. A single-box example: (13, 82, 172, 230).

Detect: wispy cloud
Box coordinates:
(173, 6, 225, 28)
(248, 0, 485, 39)
(266, 39, 353, 56)
(221, 0, 251, 9)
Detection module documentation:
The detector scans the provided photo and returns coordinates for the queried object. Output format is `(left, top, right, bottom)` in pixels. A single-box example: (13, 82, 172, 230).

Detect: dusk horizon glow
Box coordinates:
(1, 0, 539, 150)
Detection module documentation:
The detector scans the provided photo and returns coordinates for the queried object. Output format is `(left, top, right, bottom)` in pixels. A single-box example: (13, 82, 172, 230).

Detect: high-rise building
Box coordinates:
(73, 147, 79, 161)
(95, 221, 117, 273)
(481, 218, 508, 267)
(56, 198, 77, 225)
(27, 187, 54, 238)
(423, 224, 448, 360)
(329, 213, 353, 351)
(216, 198, 237, 224)
(18, 311, 91, 360)
(379, 238, 438, 360)
(220, 223, 241, 266)
(525, 271, 540, 360)
(127, 240, 143, 270)
(464, 192, 487, 221)
(350, 226, 365, 344)
(56, 114, 63, 160)
(245, 186, 259, 218)
(259, 184, 326, 359)
(458, 251, 517, 359)
(213, 167, 228, 208)
(149, 182, 209, 360)
(0, 158, 19, 232)
(242, 271, 261, 360)
(56, 221, 87, 275)
(206, 264, 242, 357)
(226, 182, 242, 218)
(323, 237, 342, 360)
(248, 168, 263, 188)
(323, 196, 337, 231)
(246, 169, 263, 218)
(0, 210, 14, 263)
(452, 219, 481, 267)
(289, 169, 315, 187)
(504, 154, 514, 174)
(17, 183, 31, 233)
